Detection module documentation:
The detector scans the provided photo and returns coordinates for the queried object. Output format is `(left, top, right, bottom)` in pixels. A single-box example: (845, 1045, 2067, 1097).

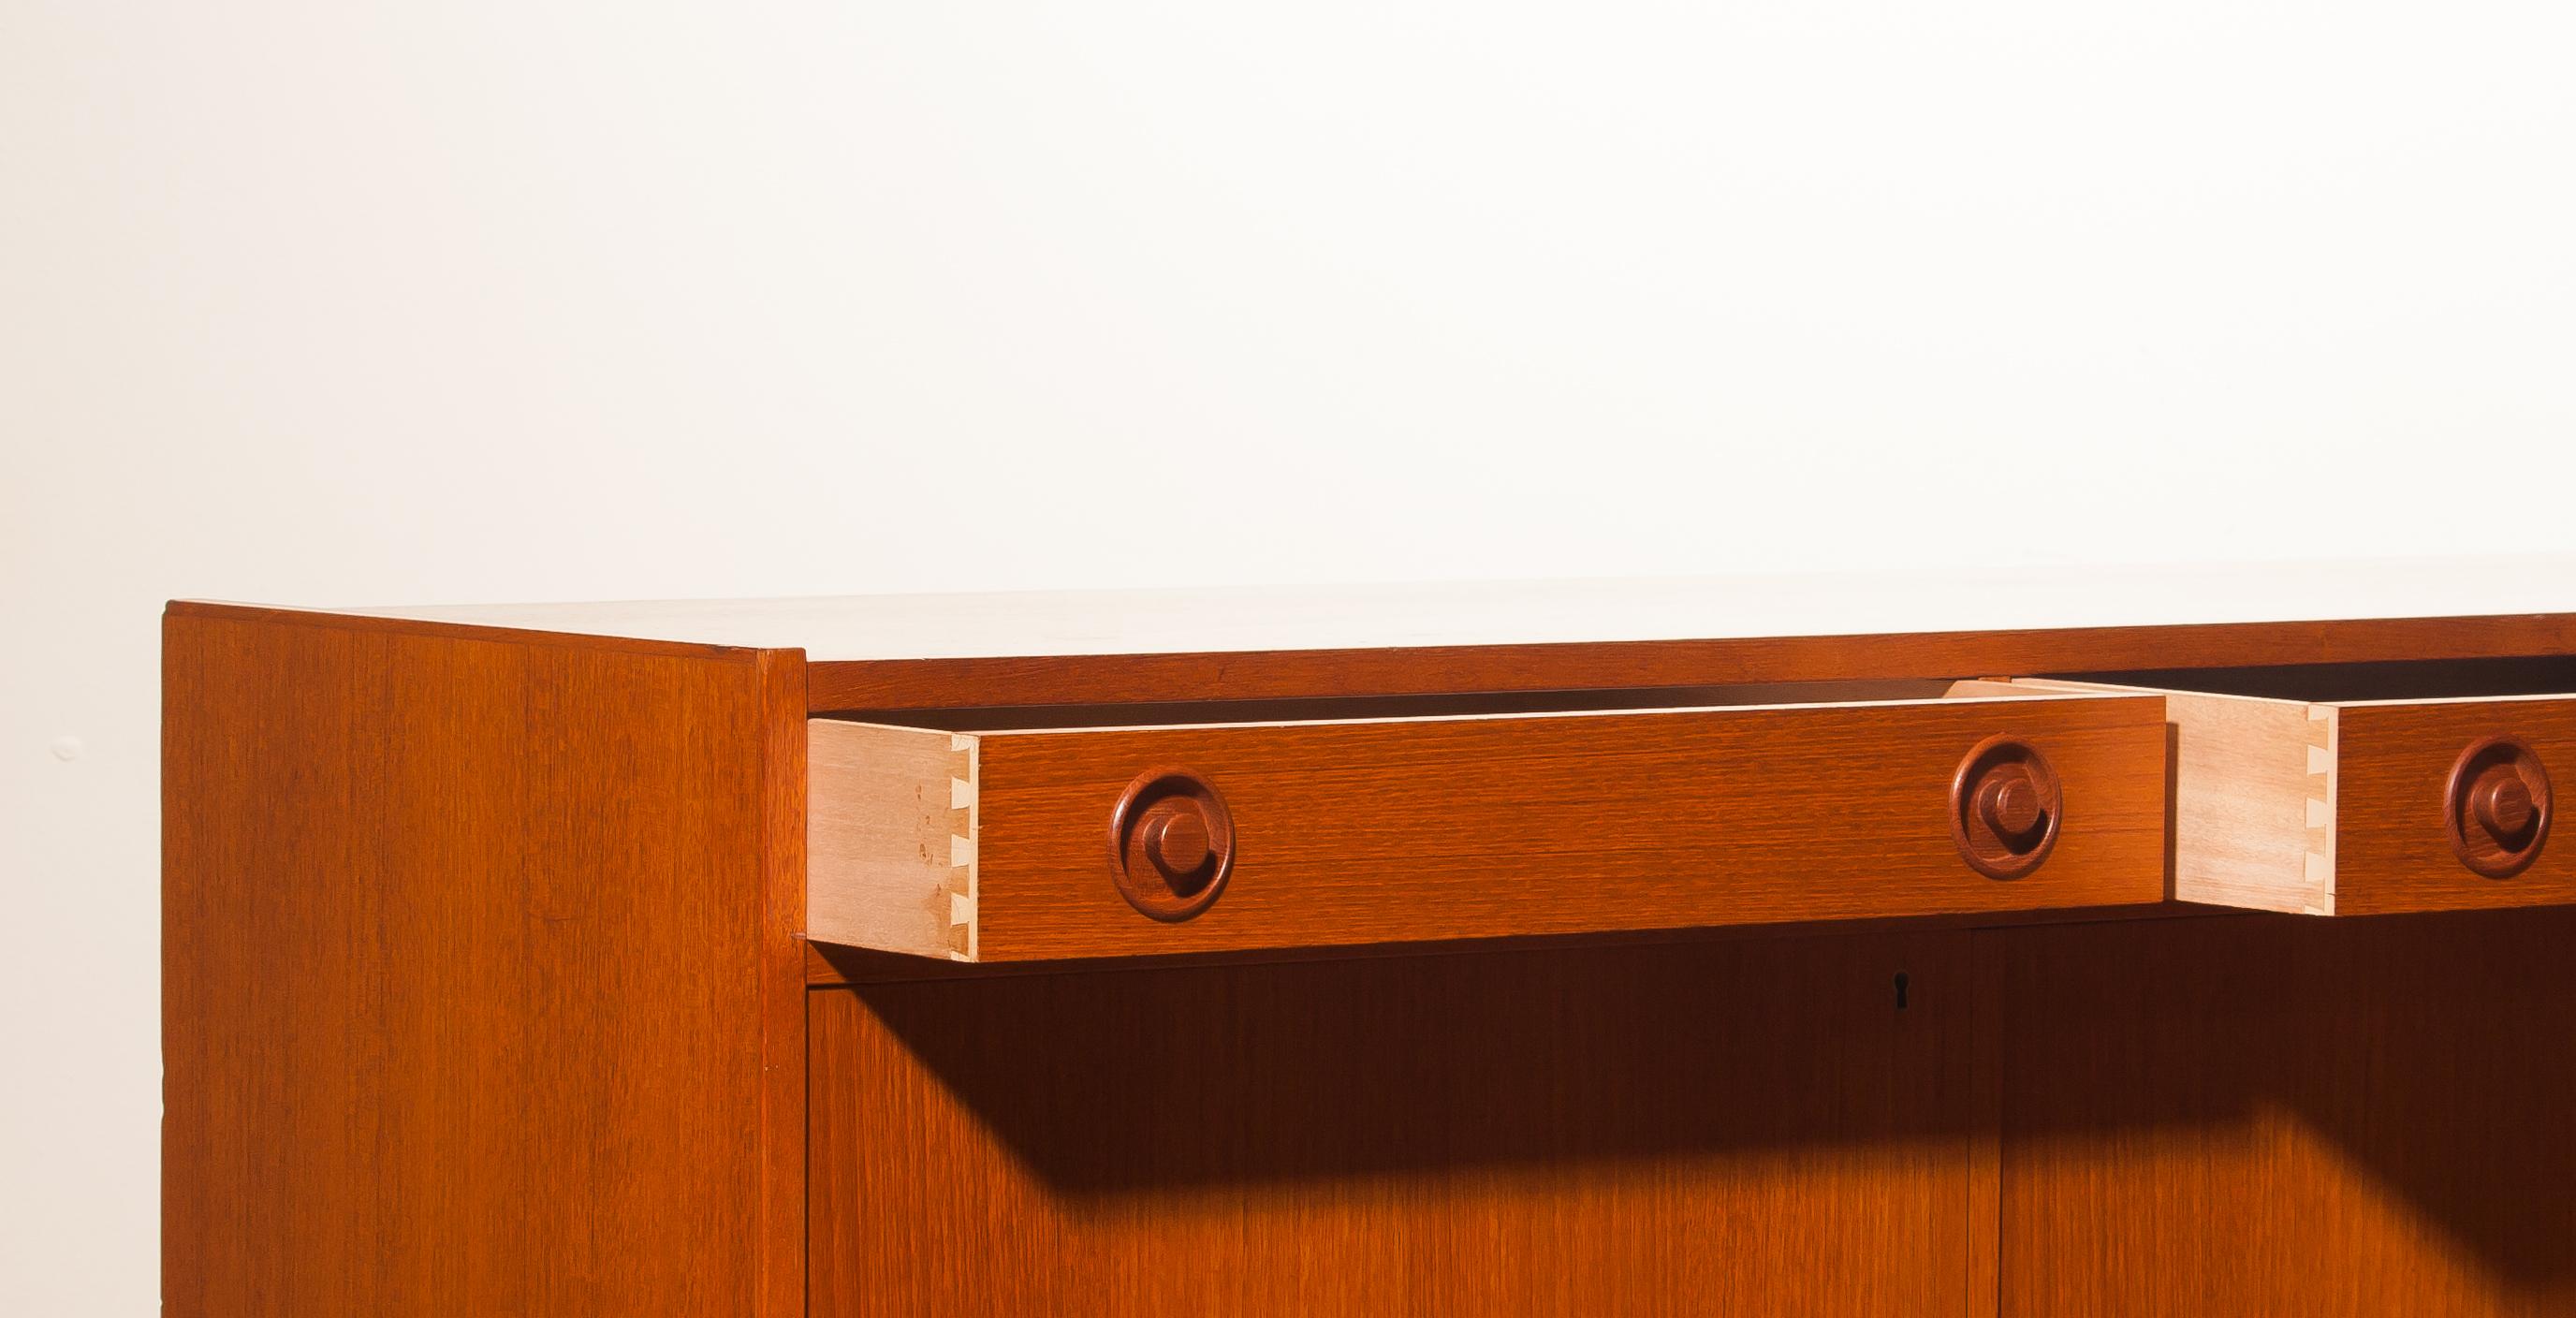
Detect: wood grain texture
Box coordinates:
(750, 651, 809, 1318)
(820, 694, 2170, 960)
(1996, 910, 2576, 1316)
(165, 591, 2576, 1318)
(1964, 930, 2005, 1318)
(808, 931, 1980, 1316)
(806, 720, 976, 959)
(2014, 679, 2335, 913)
(2023, 680, 2576, 915)
(162, 603, 807, 1318)
(2333, 696, 2576, 913)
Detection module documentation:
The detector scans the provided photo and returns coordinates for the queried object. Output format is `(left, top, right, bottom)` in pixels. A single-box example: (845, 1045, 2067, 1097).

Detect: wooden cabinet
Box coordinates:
(161, 568, 2576, 1316)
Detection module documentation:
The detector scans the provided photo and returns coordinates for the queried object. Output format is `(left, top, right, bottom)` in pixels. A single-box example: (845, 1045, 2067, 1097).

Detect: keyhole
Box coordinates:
(1894, 971, 1910, 1011)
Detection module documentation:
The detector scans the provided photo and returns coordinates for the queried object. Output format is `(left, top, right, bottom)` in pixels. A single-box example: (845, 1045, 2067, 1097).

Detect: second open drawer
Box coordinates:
(807, 683, 2169, 961)
(2011, 668, 2576, 915)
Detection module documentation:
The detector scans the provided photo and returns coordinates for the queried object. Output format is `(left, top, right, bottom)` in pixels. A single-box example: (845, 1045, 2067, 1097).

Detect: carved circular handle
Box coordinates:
(1107, 768, 1236, 921)
(2446, 737, 2552, 879)
(1951, 736, 2062, 880)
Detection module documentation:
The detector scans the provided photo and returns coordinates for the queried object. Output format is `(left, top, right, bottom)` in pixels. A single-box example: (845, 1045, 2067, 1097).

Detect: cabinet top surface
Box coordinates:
(221, 556, 2576, 663)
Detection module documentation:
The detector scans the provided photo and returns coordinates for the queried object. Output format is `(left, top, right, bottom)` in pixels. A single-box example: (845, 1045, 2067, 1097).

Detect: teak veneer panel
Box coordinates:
(162, 605, 807, 1318)
(1996, 911, 2576, 1316)
(811, 693, 2170, 960)
(2334, 696, 2576, 913)
(808, 930, 1978, 1316)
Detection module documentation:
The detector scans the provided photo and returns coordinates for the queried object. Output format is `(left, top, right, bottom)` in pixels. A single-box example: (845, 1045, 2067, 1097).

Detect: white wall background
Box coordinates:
(6, 2, 2575, 1310)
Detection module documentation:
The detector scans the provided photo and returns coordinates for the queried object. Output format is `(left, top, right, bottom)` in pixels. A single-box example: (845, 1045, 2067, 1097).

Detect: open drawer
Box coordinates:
(806, 682, 2169, 960)
(2010, 661, 2576, 915)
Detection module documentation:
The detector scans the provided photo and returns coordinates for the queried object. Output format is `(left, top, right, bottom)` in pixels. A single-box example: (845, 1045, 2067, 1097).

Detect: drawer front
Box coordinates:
(2012, 679, 2576, 915)
(2333, 696, 2576, 915)
(809, 694, 2169, 960)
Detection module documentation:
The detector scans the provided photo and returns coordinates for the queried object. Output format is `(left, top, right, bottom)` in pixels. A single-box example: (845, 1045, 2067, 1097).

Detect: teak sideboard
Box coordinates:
(162, 566, 2576, 1315)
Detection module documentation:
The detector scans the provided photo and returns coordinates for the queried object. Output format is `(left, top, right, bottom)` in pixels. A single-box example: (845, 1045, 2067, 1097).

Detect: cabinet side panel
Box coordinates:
(162, 608, 803, 1317)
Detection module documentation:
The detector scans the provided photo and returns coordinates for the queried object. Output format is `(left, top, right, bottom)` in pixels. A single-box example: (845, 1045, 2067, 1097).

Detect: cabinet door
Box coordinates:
(1996, 910, 2576, 1316)
(809, 930, 1978, 1315)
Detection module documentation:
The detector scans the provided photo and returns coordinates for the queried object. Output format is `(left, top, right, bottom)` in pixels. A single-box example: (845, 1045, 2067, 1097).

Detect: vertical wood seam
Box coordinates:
(1966, 930, 2005, 1318)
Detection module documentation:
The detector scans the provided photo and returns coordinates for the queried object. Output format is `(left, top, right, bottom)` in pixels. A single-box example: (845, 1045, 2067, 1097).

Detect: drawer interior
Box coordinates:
(824, 658, 2576, 733)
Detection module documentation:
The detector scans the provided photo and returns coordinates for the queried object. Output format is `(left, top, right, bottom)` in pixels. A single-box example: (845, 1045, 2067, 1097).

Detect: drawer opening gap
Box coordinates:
(816, 679, 1983, 731)
(2052, 655, 2576, 705)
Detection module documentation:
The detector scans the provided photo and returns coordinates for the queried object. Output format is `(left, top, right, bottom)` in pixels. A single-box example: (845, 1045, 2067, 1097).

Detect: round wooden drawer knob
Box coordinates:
(2447, 737, 2552, 879)
(1138, 798, 1215, 878)
(1108, 768, 1236, 921)
(1978, 769, 2047, 843)
(1952, 737, 2062, 880)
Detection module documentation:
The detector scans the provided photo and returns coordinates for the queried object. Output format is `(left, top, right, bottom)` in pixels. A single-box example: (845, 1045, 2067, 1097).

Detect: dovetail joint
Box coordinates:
(946, 736, 978, 960)
(2304, 708, 2336, 912)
